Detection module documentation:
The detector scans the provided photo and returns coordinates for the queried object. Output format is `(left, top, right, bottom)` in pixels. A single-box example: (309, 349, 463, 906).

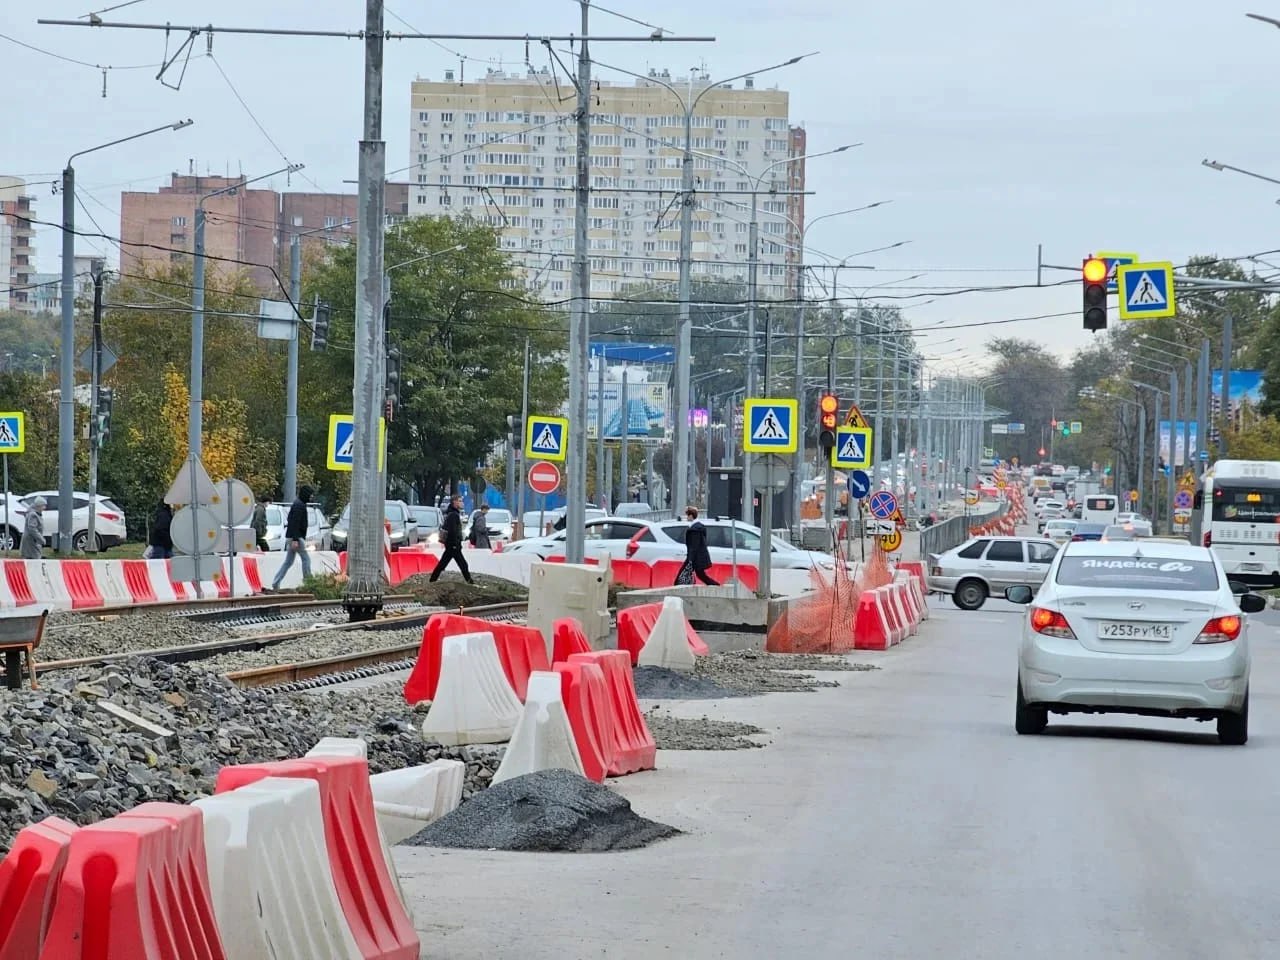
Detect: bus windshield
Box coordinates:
(1212, 484, 1280, 524)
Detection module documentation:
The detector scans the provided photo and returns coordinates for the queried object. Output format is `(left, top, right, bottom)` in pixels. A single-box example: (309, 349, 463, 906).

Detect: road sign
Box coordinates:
(964, 491, 979, 506)
(1117, 261, 1176, 320)
(1199, 450, 1209, 462)
(1095, 251, 1139, 294)
(212, 478, 255, 527)
(1007, 422, 1026, 434)
(997, 479, 1007, 489)
(868, 490, 898, 521)
(830, 426, 872, 469)
(878, 528, 903, 553)
(749, 454, 791, 492)
(743, 398, 798, 454)
(326, 414, 387, 472)
(848, 469, 871, 500)
(1070, 421, 1082, 434)
(1174, 489, 1193, 510)
(844, 403, 869, 428)
(528, 460, 561, 495)
(525, 415, 569, 461)
(0, 413, 24, 455)
(1128, 489, 1139, 504)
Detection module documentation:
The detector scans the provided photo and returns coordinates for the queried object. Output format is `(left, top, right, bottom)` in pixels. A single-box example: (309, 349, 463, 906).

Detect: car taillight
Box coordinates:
(930, 566, 942, 577)
(1030, 607, 1075, 639)
(1194, 615, 1242, 644)
(1202, 532, 1212, 547)
(1071, 534, 1085, 541)
(98, 512, 121, 521)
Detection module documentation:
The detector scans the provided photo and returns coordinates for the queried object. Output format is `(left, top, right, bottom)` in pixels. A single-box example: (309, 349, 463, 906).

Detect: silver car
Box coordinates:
(928, 536, 1061, 610)
(331, 499, 418, 551)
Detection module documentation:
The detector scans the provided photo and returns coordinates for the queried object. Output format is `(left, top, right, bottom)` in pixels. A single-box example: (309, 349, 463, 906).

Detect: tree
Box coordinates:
(983, 338, 1070, 463)
(303, 215, 566, 504)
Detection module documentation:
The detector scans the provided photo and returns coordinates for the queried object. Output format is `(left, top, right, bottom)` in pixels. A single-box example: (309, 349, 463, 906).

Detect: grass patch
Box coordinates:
(300, 572, 346, 601)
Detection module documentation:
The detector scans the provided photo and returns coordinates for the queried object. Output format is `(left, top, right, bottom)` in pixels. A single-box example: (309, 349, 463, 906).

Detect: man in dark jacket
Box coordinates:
(270, 486, 313, 590)
(149, 501, 174, 559)
(430, 494, 473, 584)
(682, 506, 718, 585)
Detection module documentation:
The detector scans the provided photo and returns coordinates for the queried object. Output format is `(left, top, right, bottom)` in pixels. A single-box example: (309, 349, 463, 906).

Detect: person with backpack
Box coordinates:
(430, 494, 473, 584)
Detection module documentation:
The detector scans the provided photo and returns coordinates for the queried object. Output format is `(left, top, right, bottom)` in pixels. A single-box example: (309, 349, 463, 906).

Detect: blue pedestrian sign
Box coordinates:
(326, 414, 385, 472)
(525, 415, 568, 462)
(830, 426, 872, 470)
(0, 412, 24, 455)
(1116, 261, 1176, 320)
(743, 398, 798, 454)
(868, 490, 898, 520)
(1199, 449, 1209, 462)
(1095, 250, 1138, 294)
(848, 469, 871, 500)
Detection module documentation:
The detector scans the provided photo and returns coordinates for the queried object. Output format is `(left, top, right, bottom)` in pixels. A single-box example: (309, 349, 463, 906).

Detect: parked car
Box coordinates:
(927, 535, 1061, 610)
(409, 505, 443, 546)
(614, 502, 656, 518)
(0, 495, 27, 551)
(263, 502, 332, 551)
(20, 491, 126, 552)
(331, 499, 418, 551)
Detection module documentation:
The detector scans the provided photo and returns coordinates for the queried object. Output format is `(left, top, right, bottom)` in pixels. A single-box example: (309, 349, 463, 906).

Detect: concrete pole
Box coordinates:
(284, 235, 301, 502)
(1167, 369, 1178, 534)
(1137, 404, 1146, 516)
(619, 365, 629, 507)
(742, 191, 759, 523)
(792, 266, 807, 538)
(595, 358, 606, 508)
(890, 351, 900, 497)
(86, 268, 104, 553)
(562, 0, 592, 562)
(672, 106, 694, 520)
(1182, 360, 1193, 476)
(1220, 313, 1232, 457)
(517, 338, 529, 524)
(1151, 391, 1161, 519)
(1197, 338, 1210, 473)
(190, 203, 207, 458)
(57, 164, 76, 554)
(604, 446, 613, 512)
(341, 0, 388, 618)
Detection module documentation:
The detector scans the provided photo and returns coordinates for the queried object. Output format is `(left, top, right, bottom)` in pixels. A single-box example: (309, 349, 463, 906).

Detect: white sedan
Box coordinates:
(1005, 540, 1266, 744)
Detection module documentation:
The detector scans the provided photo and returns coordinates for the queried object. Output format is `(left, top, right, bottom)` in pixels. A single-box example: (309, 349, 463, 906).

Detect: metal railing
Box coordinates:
(919, 500, 1010, 559)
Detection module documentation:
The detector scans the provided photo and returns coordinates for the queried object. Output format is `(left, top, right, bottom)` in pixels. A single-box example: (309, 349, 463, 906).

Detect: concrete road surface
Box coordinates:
(396, 597, 1280, 959)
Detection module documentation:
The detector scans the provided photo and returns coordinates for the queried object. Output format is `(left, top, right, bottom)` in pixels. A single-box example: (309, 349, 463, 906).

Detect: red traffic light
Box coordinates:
(819, 393, 838, 430)
(1039, 447, 1047, 457)
(1050, 419, 1058, 429)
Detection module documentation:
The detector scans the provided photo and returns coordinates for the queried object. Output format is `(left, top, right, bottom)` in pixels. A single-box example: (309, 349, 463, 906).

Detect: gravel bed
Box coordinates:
(699, 650, 876, 695)
(39, 612, 230, 661)
(633, 666, 741, 700)
(643, 708, 765, 750)
(404, 769, 679, 852)
(0, 657, 498, 855)
(192, 625, 425, 674)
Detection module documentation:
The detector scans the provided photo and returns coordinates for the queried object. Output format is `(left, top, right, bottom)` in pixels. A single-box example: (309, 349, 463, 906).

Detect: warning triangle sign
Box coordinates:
(845, 404, 868, 428)
(837, 432, 865, 462)
(1127, 272, 1166, 307)
(751, 408, 787, 441)
(531, 423, 560, 450)
(165, 455, 218, 507)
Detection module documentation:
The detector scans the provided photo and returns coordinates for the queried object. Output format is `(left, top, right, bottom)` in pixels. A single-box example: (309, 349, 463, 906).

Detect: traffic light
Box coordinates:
(818, 393, 839, 451)
(1082, 257, 1108, 332)
(1038, 447, 1047, 458)
(507, 415, 523, 449)
(96, 388, 113, 443)
(385, 347, 401, 407)
(1061, 423, 1071, 438)
(311, 301, 330, 351)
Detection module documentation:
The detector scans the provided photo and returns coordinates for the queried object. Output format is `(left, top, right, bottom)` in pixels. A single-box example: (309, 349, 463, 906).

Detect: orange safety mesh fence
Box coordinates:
(857, 544, 893, 591)
(765, 560, 862, 654)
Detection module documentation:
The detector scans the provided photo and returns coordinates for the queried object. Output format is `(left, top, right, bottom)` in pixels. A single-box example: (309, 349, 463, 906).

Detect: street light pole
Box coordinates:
(58, 118, 192, 554)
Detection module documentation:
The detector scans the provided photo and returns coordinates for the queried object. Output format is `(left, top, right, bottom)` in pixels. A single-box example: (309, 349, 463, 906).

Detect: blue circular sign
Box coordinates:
(868, 490, 898, 520)
(849, 470, 872, 500)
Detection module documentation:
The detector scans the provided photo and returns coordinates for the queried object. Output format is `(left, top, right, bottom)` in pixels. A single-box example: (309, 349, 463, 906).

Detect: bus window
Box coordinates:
(1212, 486, 1280, 524)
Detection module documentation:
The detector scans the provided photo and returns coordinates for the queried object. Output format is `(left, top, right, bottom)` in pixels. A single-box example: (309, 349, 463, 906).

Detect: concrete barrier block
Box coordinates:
(527, 559, 611, 654)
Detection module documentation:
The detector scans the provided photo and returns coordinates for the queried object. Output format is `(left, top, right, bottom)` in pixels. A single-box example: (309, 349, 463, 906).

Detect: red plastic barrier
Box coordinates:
(648, 559, 685, 587)
(211, 571, 231, 599)
(403, 613, 550, 704)
(240, 555, 263, 594)
(39, 803, 227, 960)
(0, 817, 78, 960)
(4, 560, 37, 608)
(616, 602, 710, 665)
(706, 562, 759, 591)
(853, 591, 891, 650)
(60, 560, 104, 610)
(119, 559, 159, 605)
(552, 617, 593, 664)
(552, 660, 618, 783)
(881, 586, 907, 644)
(214, 756, 418, 960)
(339, 551, 348, 573)
(570, 650, 656, 775)
(608, 558, 653, 589)
(896, 560, 926, 590)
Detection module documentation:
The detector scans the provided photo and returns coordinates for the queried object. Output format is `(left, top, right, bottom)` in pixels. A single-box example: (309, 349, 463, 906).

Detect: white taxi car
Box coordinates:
(1006, 540, 1266, 744)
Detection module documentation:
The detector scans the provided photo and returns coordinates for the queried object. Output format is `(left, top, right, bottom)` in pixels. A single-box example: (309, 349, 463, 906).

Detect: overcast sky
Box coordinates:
(6, 0, 1280, 369)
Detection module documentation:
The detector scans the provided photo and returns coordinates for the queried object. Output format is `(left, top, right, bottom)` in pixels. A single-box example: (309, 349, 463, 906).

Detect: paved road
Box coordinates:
(395, 596, 1280, 959)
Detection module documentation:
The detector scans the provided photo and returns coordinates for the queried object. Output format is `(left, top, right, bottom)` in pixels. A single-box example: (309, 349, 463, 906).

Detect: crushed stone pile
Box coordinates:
(632, 666, 741, 700)
(398, 572, 528, 608)
(404, 768, 679, 852)
(38, 612, 229, 661)
(699, 650, 876, 695)
(643, 708, 765, 750)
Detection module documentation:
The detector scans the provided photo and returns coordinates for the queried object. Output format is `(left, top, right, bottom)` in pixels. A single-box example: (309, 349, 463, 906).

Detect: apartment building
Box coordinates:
(407, 68, 804, 299)
(28, 256, 109, 314)
(0, 176, 37, 313)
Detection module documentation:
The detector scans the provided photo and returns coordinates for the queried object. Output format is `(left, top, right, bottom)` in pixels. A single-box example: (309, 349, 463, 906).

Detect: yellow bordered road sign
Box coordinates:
(525, 415, 569, 461)
(1117, 261, 1176, 320)
(743, 398, 798, 454)
(327, 415, 385, 472)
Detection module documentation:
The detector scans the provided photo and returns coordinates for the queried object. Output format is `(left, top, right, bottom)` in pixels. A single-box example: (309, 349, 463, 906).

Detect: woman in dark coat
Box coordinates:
(682, 506, 718, 585)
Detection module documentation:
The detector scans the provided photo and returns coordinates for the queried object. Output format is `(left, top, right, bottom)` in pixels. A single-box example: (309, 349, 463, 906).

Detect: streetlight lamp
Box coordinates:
(58, 118, 193, 554)
(1201, 158, 1280, 202)
(190, 163, 302, 458)
(1136, 334, 1199, 481)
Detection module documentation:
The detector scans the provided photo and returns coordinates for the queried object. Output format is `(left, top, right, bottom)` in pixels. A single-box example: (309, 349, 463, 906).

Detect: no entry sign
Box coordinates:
(528, 460, 561, 496)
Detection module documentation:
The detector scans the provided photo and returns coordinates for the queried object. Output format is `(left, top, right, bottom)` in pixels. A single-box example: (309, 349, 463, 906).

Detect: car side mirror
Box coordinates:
(1228, 580, 1249, 596)
(1239, 593, 1267, 614)
(1005, 585, 1034, 604)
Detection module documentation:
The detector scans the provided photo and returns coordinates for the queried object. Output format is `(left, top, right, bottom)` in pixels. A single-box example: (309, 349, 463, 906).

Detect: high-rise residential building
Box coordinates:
(407, 68, 804, 299)
(0, 176, 37, 313)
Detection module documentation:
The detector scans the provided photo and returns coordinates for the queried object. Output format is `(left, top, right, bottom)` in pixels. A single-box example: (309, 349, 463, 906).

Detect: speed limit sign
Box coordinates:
(878, 528, 903, 553)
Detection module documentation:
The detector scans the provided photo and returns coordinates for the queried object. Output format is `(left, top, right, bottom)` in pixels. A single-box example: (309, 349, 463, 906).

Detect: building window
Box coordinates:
(171, 215, 187, 227)
(440, 111, 453, 123)
(418, 111, 429, 122)
(324, 216, 341, 229)
(737, 118, 750, 130)
(292, 215, 303, 227)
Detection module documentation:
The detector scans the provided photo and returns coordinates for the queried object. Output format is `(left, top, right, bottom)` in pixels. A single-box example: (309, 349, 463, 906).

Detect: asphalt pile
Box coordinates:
(405, 769, 679, 852)
(0, 657, 498, 854)
(701, 650, 876, 695)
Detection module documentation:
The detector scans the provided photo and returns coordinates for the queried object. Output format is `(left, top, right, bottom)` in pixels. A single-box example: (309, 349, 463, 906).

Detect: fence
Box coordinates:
(918, 500, 1011, 559)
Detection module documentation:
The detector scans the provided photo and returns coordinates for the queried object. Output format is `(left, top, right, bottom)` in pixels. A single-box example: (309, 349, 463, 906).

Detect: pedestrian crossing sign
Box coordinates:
(326, 414, 386, 472)
(1095, 251, 1139, 294)
(1116, 261, 1176, 320)
(831, 426, 872, 469)
(525, 414, 569, 461)
(0, 412, 24, 454)
(743, 398, 798, 454)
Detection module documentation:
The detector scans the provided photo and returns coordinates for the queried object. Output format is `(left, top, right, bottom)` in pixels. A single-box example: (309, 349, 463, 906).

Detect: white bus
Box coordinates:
(1080, 493, 1118, 525)
(1196, 459, 1280, 585)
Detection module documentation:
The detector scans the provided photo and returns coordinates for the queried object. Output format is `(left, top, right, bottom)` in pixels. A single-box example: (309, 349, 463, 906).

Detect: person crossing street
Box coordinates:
(430, 494, 473, 584)
(270, 486, 313, 590)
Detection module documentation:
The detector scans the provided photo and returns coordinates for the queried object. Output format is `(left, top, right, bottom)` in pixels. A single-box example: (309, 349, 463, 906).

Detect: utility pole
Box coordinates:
(673, 92, 695, 522)
(792, 265, 807, 538)
(619, 364, 629, 508)
(742, 191, 759, 523)
(85, 267, 105, 553)
(1197, 338, 1210, 473)
(517, 337, 530, 525)
(1220, 313, 1233, 457)
(58, 161, 75, 555)
(596, 357, 606, 510)
(284, 234, 302, 502)
(343, 0, 388, 620)
(564, 0, 592, 564)
(1167, 368, 1178, 534)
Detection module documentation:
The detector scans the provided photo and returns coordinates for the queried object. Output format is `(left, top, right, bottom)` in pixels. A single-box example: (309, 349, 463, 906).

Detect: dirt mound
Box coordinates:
(398, 572, 528, 608)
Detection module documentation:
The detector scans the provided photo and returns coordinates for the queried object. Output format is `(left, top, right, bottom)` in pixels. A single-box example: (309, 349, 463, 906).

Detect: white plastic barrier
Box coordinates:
(29, 560, 72, 611)
(895, 581, 919, 635)
(96, 559, 133, 607)
(220, 555, 258, 597)
(420, 631, 522, 746)
(194, 776, 362, 960)
(638, 595, 697, 673)
(492, 671, 584, 786)
(145, 558, 182, 603)
(369, 761, 465, 845)
(257, 549, 341, 590)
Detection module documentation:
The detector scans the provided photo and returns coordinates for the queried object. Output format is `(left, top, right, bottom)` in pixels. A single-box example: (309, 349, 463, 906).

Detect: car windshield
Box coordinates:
(485, 510, 511, 524)
(266, 506, 284, 525)
(1056, 555, 1220, 591)
(411, 508, 441, 525)
(1212, 483, 1280, 523)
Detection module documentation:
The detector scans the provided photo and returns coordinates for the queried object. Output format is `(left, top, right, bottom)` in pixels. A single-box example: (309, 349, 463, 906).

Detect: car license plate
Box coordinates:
(1099, 621, 1172, 641)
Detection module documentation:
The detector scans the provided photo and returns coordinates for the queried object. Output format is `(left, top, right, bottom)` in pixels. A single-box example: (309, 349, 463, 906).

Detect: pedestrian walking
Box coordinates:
(678, 506, 718, 585)
(149, 501, 174, 559)
(469, 503, 492, 550)
(270, 485, 313, 590)
(252, 492, 270, 551)
(430, 494, 473, 583)
(20, 497, 45, 559)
